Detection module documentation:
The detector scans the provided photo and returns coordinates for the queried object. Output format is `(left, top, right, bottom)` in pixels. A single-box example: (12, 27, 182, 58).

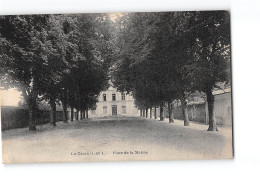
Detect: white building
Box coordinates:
(88, 86, 139, 117)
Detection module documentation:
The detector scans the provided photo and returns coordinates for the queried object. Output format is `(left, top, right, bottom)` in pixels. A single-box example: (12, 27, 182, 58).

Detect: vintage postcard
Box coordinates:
(0, 11, 233, 164)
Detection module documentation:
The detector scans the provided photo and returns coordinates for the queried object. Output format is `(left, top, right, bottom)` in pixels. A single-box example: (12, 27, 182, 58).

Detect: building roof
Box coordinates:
(212, 87, 231, 95)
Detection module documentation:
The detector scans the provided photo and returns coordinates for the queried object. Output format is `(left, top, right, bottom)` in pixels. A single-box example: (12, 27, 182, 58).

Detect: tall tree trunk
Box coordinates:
(23, 89, 37, 131)
(61, 88, 68, 123)
(206, 89, 218, 131)
(154, 107, 157, 119)
(70, 107, 74, 122)
(28, 107, 36, 130)
(80, 110, 83, 120)
(145, 108, 148, 118)
(83, 110, 86, 119)
(140, 109, 142, 117)
(76, 109, 79, 120)
(142, 109, 145, 117)
(62, 101, 68, 123)
(160, 103, 164, 121)
(86, 109, 89, 119)
(168, 101, 174, 123)
(50, 97, 56, 126)
(28, 96, 37, 130)
(181, 95, 190, 126)
(150, 107, 152, 119)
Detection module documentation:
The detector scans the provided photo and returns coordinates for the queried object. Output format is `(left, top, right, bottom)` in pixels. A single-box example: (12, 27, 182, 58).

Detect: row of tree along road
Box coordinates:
(0, 14, 114, 130)
(0, 11, 231, 131)
(112, 11, 231, 131)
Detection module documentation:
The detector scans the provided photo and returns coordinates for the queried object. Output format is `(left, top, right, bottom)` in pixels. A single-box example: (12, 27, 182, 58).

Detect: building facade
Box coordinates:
(211, 88, 232, 126)
(88, 86, 139, 117)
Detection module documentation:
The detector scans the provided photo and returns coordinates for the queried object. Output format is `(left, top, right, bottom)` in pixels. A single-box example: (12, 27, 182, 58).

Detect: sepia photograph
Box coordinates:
(0, 10, 233, 164)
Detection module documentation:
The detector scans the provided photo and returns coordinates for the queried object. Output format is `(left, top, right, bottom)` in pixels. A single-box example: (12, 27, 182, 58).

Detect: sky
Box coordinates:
(0, 88, 22, 107)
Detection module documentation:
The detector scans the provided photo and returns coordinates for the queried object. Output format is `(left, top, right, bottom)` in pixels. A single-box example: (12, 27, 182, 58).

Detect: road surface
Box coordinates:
(2, 116, 233, 163)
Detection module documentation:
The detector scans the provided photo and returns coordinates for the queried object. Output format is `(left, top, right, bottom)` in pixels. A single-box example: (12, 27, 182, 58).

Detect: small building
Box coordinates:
(88, 86, 139, 117)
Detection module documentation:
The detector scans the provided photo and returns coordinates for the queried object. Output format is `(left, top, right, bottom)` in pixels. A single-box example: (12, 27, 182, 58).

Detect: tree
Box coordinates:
(185, 11, 231, 131)
(112, 12, 188, 124)
(112, 11, 230, 130)
(0, 15, 57, 130)
(65, 13, 112, 118)
(1, 13, 114, 129)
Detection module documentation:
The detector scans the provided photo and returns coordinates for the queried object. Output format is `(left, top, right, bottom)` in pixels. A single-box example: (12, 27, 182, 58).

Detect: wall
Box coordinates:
(138, 91, 232, 126)
(214, 92, 232, 126)
(170, 103, 206, 123)
(1, 106, 65, 131)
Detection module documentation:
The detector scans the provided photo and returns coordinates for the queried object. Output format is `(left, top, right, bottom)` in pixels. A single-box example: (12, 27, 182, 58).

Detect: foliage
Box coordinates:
(0, 13, 113, 129)
(112, 11, 231, 128)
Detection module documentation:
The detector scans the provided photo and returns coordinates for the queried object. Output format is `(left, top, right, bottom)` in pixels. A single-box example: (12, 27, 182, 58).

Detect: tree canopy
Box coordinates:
(0, 13, 114, 130)
(0, 11, 231, 131)
(112, 11, 231, 130)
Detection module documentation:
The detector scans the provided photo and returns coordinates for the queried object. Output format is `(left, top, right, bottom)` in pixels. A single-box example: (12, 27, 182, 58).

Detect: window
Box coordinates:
(91, 110, 95, 115)
(121, 106, 126, 114)
(112, 94, 116, 101)
(103, 106, 107, 114)
(121, 93, 125, 100)
(103, 94, 106, 101)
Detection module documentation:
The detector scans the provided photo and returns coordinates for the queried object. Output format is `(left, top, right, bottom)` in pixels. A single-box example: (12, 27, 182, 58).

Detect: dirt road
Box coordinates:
(2, 116, 233, 163)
